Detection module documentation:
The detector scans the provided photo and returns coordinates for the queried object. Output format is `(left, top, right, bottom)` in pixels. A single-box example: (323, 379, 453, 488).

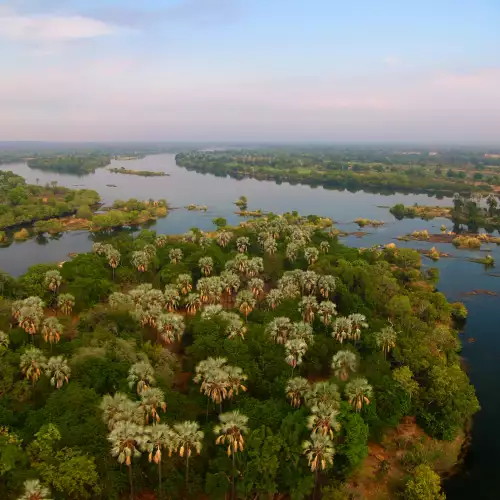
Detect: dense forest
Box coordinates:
(176, 149, 500, 196)
(0, 171, 100, 231)
(0, 213, 478, 500)
(27, 155, 112, 175)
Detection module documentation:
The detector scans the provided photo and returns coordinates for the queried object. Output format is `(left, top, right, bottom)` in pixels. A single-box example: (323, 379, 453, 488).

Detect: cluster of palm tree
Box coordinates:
(331, 314, 369, 344)
(194, 357, 247, 414)
(93, 242, 121, 278)
(131, 244, 156, 272)
(19, 347, 70, 388)
(12, 296, 45, 337)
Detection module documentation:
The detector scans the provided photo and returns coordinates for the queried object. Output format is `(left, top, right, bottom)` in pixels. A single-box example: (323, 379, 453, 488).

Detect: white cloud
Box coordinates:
(0, 12, 117, 42)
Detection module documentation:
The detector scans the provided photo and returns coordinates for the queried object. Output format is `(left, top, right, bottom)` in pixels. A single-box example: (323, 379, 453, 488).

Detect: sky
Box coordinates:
(0, 0, 499, 143)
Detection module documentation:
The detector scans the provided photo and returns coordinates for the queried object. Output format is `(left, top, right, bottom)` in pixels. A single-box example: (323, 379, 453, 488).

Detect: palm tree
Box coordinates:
(221, 271, 241, 296)
(302, 433, 335, 495)
(223, 313, 247, 340)
(304, 381, 340, 409)
(285, 338, 308, 375)
(20, 347, 47, 386)
(199, 256, 214, 276)
(196, 277, 212, 304)
(286, 242, 299, 262)
(57, 293, 75, 316)
(246, 257, 263, 277)
(277, 274, 300, 299)
(0, 331, 9, 353)
(331, 350, 357, 381)
(345, 378, 373, 412)
(299, 296, 318, 323)
(143, 244, 157, 261)
(300, 271, 318, 295)
(45, 356, 71, 389)
(235, 290, 256, 321)
(225, 365, 248, 399)
(100, 393, 141, 430)
(184, 293, 202, 315)
(263, 237, 277, 256)
(317, 301, 337, 327)
(308, 402, 341, 438)
(375, 326, 397, 358)
(157, 313, 185, 344)
(169, 248, 183, 264)
(332, 317, 353, 344)
(131, 250, 150, 272)
(176, 274, 193, 295)
(226, 254, 248, 275)
(41, 317, 63, 348)
(348, 313, 368, 341)
(319, 241, 330, 253)
(172, 421, 204, 487)
(18, 304, 44, 337)
(304, 247, 319, 265)
(198, 234, 211, 249)
(163, 285, 180, 312)
(266, 316, 295, 344)
(92, 242, 106, 255)
(236, 236, 249, 253)
(204, 276, 223, 305)
(139, 387, 167, 424)
(44, 269, 62, 294)
(109, 292, 134, 310)
(183, 230, 197, 243)
(292, 321, 314, 345)
(155, 234, 169, 248)
(17, 479, 52, 500)
(216, 230, 233, 248)
(109, 421, 148, 500)
(214, 411, 249, 500)
(107, 248, 121, 280)
(318, 275, 337, 298)
(194, 358, 230, 411)
(146, 424, 175, 500)
(265, 288, 283, 309)
(248, 277, 264, 298)
(128, 361, 156, 395)
(286, 377, 309, 408)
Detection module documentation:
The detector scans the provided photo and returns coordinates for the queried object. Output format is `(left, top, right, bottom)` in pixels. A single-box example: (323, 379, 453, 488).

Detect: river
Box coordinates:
(1, 154, 499, 498)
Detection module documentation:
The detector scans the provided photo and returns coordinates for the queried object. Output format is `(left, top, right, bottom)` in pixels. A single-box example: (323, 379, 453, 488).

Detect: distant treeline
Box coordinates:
(27, 155, 111, 174)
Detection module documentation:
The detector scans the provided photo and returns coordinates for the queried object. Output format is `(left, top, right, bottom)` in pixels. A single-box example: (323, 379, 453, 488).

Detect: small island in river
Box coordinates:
(108, 167, 168, 177)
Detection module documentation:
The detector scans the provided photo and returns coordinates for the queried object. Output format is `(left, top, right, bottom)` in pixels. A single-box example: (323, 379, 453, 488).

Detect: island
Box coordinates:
(108, 167, 168, 177)
(0, 212, 477, 500)
(27, 154, 111, 174)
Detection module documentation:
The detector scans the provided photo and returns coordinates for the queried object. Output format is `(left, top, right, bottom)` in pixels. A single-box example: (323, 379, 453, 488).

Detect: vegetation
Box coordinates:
(27, 155, 111, 174)
(176, 148, 500, 196)
(0, 213, 478, 499)
(109, 167, 168, 177)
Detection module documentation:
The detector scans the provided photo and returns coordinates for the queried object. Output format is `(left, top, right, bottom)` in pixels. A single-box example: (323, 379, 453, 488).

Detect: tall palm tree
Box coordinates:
(146, 424, 175, 500)
(155, 234, 169, 248)
(184, 293, 201, 315)
(302, 433, 335, 496)
(216, 230, 233, 248)
(304, 247, 319, 266)
(265, 288, 283, 309)
(107, 248, 121, 280)
(199, 256, 214, 277)
(169, 248, 183, 264)
(348, 313, 368, 341)
(307, 402, 341, 438)
(214, 411, 249, 500)
(100, 393, 141, 430)
(172, 421, 204, 487)
(319, 241, 330, 253)
(286, 377, 309, 408)
(345, 378, 373, 412)
(304, 381, 340, 409)
(223, 314, 247, 340)
(331, 350, 357, 381)
(246, 257, 263, 277)
(317, 301, 338, 327)
(196, 277, 212, 304)
(266, 317, 295, 345)
(332, 317, 353, 344)
(226, 254, 248, 275)
(18, 303, 44, 337)
(17, 479, 52, 500)
(284, 338, 308, 375)
(263, 237, 277, 256)
(225, 365, 248, 399)
(248, 277, 264, 298)
(131, 250, 150, 272)
(318, 275, 337, 299)
(300, 271, 318, 295)
(292, 322, 314, 345)
(45, 356, 71, 389)
(57, 293, 75, 316)
(176, 273, 193, 295)
(108, 421, 148, 500)
(92, 242, 106, 255)
(286, 242, 299, 262)
(236, 236, 249, 253)
(221, 271, 241, 296)
(299, 296, 318, 323)
(20, 347, 47, 386)
(128, 361, 156, 395)
(375, 326, 397, 358)
(201, 305, 224, 321)
(41, 317, 63, 348)
(163, 286, 180, 312)
(198, 234, 211, 249)
(183, 230, 197, 243)
(139, 387, 167, 424)
(44, 269, 62, 294)
(194, 358, 229, 411)
(143, 244, 157, 261)
(235, 290, 256, 321)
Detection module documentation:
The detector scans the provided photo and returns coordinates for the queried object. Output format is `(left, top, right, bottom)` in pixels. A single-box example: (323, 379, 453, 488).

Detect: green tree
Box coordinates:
(57, 293, 75, 316)
(331, 350, 357, 381)
(128, 361, 156, 395)
(403, 464, 446, 500)
(302, 433, 335, 495)
(20, 347, 47, 386)
(172, 421, 204, 487)
(45, 356, 71, 389)
(146, 424, 174, 500)
(345, 378, 373, 412)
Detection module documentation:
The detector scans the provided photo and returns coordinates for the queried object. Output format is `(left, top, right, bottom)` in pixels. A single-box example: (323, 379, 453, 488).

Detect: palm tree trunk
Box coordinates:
(231, 451, 236, 500)
(158, 459, 163, 500)
(185, 454, 190, 488)
(314, 469, 319, 500)
(128, 463, 134, 500)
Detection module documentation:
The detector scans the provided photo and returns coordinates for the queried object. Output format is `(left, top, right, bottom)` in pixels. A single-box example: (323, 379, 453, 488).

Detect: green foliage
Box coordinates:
(403, 464, 445, 500)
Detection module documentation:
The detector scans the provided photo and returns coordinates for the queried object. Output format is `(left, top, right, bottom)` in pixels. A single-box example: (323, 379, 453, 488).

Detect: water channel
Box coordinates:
(1, 154, 499, 498)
